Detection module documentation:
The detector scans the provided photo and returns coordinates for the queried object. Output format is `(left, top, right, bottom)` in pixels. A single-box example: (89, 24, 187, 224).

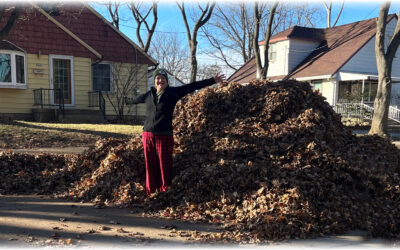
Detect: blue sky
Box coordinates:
(330, 1, 400, 27)
(92, 1, 400, 36)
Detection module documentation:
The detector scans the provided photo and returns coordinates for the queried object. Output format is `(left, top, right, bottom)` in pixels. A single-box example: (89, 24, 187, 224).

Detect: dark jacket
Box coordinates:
(125, 78, 216, 133)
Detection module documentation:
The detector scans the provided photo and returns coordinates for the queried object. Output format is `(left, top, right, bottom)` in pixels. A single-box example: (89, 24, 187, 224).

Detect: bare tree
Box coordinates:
(0, 5, 22, 40)
(202, 2, 254, 71)
(254, 1, 278, 80)
(106, 1, 121, 29)
(102, 1, 158, 53)
(104, 63, 147, 121)
(369, 2, 400, 137)
(129, 1, 158, 53)
(273, 2, 321, 30)
(148, 31, 190, 83)
(197, 63, 223, 80)
(177, 1, 215, 83)
(202, 2, 321, 72)
(323, 1, 344, 28)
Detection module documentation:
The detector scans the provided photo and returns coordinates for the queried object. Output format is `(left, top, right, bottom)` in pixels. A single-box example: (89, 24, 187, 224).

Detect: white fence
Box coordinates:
(389, 105, 400, 123)
(333, 103, 374, 119)
(334, 103, 400, 123)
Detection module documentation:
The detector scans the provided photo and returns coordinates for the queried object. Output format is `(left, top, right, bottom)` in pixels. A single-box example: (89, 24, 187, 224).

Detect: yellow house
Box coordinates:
(0, 3, 157, 122)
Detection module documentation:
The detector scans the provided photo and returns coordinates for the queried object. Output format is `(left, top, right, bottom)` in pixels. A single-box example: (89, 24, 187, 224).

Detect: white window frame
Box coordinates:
(92, 62, 113, 93)
(0, 49, 27, 89)
(311, 80, 322, 92)
(268, 44, 277, 61)
(49, 55, 75, 107)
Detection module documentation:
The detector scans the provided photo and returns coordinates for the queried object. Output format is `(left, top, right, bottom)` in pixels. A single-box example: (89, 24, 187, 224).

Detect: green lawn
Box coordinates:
(0, 120, 143, 149)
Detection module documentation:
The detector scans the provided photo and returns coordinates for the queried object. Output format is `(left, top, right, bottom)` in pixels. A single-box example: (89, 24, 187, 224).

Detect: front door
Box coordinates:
(50, 55, 73, 105)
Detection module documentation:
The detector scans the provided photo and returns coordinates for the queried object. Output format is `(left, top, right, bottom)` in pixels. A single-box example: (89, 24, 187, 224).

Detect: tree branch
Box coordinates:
(0, 5, 21, 40)
(332, 0, 344, 28)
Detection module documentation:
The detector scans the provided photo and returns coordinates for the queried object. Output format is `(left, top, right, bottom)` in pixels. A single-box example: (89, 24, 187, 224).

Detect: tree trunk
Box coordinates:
(190, 40, 198, 83)
(0, 6, 21, 40)
(130, 2, 158, 53)
(261, 2, 278, 79)
(369, 63, 391, 136)
(253, 2, 262, 79)
(178, 2, 215, 83)
(254, 2, 278, 80)
(368, 2, 400, 137)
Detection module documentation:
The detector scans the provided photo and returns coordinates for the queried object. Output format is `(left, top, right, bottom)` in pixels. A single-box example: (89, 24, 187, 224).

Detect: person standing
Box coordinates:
(125, 68, 225, 195)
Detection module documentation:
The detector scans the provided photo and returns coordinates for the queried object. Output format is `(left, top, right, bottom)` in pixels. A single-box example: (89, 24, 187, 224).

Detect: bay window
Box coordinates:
(0, 50, 26, 87)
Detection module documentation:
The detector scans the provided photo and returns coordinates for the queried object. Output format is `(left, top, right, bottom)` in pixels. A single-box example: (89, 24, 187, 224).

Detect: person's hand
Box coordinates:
(213, 74, 226, 83)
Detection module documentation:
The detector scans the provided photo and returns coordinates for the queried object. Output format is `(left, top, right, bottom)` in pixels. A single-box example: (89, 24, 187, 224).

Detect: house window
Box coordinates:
(92, 63, 112, 92)
(0, 51, 26, 86)
(338, 81, 377, 103)
(312, 80, 322, 92)
(268, 44, 276, 61)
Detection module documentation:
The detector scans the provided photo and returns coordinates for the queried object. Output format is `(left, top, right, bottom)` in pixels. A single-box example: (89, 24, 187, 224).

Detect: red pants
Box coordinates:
(142, 131, 174, 195)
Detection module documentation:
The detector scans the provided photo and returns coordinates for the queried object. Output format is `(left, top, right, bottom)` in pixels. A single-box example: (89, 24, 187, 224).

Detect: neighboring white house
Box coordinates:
(229, 14, 400, 109)
(147, 68, 185, 90)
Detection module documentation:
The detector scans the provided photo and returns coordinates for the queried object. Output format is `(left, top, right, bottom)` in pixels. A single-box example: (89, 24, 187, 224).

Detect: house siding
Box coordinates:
(100, 63, 148, 118)
(263, 40, 289, 77)
(321, 79, 336, 105)
(262, 39, 320, 78)
(0, 54, 148, 118)
(0, 54, 50, 114)
(287, 39, 320, 73)
(341, 18, 400, 77)
(74, 57, 92, 110)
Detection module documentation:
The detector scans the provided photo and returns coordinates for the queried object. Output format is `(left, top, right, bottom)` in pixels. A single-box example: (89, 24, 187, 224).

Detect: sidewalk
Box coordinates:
(0, 147, 89, 155)
(0, 195, 398, 249)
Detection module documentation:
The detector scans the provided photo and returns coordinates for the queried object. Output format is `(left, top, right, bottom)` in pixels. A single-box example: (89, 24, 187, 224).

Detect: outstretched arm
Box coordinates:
(175, 74, 227, 99)
(213, 74, 226, 84)
(124, 92, 148, 105)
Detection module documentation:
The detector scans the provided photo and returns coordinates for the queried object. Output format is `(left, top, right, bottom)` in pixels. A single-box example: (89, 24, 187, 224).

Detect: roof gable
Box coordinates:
(50, 3, 156, 65)
(1, 4, 100, 59)
(288, 15, 396, 79)
(0, 3, 157, 66)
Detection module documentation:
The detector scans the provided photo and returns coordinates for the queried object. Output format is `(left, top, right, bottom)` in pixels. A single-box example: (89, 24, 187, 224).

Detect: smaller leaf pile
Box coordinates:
(58, 137, 147, 206)
(0, 152, 78, 194)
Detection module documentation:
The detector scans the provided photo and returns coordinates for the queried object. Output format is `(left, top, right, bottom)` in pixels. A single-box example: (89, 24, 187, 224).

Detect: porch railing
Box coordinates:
(88, 91, 106, 119)
(333, 103, 374, 119)
(334, 102, 400, 124)
(33, 88, 64, 115)
(389, 105, 400, 123)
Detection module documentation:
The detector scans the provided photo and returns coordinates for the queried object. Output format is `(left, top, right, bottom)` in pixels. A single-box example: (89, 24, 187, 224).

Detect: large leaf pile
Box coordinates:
(151, 80, 400, 242)
(1, 80, 399, 243)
